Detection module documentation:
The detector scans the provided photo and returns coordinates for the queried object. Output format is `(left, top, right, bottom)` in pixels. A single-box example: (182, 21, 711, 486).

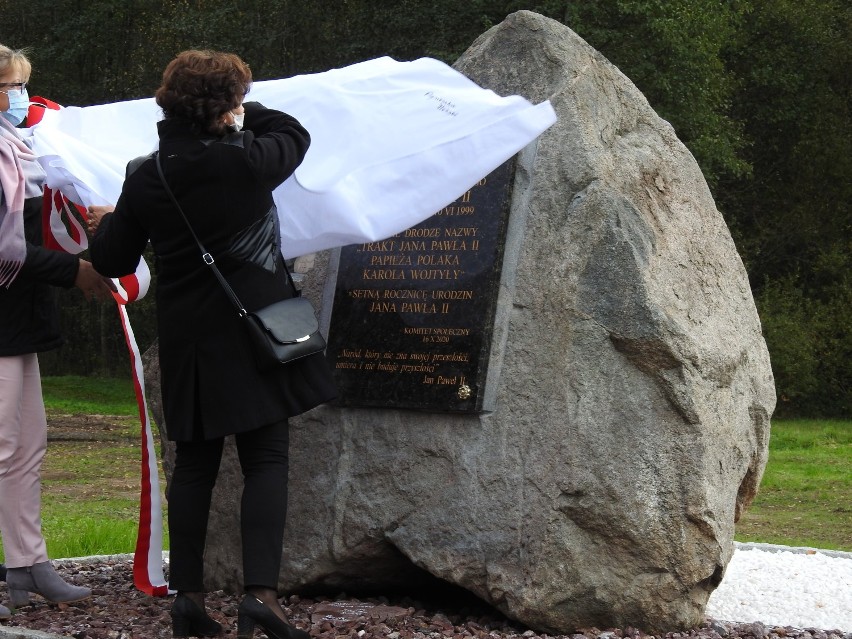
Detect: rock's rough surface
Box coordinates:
(145, 10, 775, 636)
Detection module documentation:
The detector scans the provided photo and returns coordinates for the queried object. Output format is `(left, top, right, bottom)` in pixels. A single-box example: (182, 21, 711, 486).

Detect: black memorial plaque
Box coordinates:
(325, 159, 515, 411)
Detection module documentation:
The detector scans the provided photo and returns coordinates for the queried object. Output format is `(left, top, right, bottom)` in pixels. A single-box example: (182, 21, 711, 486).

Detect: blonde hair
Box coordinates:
(0, 44, 32, 82)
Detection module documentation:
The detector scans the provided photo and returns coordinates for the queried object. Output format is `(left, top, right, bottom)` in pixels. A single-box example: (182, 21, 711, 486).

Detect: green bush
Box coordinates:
(757, 274, 851, 418)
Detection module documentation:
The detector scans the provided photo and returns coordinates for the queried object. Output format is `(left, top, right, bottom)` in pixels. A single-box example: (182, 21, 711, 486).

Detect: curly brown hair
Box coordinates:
(155, 50, 252, 136)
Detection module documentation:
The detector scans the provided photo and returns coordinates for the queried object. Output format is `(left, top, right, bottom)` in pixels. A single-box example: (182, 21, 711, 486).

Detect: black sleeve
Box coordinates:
(20, 243, 79, 288)
(90, 192, 149, 278)
(241, 101, 311, 190)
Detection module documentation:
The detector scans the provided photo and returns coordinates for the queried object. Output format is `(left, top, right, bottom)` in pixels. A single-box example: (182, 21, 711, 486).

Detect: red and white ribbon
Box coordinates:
(110, 261, 170, 597)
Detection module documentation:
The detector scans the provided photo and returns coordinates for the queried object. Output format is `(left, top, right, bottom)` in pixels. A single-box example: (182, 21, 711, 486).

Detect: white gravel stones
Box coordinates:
(707, 545, 852, 632)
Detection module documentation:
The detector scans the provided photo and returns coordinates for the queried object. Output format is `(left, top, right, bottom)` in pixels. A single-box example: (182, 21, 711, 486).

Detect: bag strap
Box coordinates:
(155, 151, 249, 317)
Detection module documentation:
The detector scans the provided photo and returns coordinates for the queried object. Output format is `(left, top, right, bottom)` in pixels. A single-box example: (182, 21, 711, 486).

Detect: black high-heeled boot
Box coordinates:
(237, 595, 309, 639)
(170, 592, 223, 637)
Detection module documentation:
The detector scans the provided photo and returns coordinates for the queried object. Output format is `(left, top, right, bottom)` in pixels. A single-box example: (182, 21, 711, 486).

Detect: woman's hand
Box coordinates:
(86, 205, 114, 234)
(75, 259, 116, 301)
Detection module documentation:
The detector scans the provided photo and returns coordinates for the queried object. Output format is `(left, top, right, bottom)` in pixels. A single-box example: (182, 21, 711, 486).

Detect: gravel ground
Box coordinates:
(706, 546, 852, 632)
(0, 557, 849, 639)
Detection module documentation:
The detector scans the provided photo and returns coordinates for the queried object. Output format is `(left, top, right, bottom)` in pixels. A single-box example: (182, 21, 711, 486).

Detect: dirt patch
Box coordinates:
(46, 413, 139, 442)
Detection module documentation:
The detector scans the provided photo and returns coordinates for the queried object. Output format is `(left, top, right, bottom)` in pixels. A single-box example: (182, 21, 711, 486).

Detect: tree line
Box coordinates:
(4, 0, 849, 417)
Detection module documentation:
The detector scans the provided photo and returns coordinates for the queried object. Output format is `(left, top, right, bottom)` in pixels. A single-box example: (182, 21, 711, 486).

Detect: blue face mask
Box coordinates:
(1, 88, 30, 126)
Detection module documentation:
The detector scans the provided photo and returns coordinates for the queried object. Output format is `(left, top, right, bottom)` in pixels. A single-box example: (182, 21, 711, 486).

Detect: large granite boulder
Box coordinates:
(146, 10, 775, 634)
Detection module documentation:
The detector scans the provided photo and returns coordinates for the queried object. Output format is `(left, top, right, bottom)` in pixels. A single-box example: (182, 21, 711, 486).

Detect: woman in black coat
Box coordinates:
(89, 50, 336, 639)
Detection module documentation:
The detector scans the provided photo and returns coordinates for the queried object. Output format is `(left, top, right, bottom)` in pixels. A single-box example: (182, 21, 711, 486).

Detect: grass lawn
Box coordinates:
(39, 374, 141, 417)
(733, 419, 851, 551)
(40, 418, 158, 559)
(39, 376, 167, 559)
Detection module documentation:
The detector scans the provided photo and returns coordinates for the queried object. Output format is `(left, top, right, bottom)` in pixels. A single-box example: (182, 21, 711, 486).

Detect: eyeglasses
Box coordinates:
(0, 82, 27, 93)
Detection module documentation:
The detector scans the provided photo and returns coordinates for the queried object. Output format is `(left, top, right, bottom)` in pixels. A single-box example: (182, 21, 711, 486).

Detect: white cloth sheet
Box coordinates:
(24, 57, 556, 258)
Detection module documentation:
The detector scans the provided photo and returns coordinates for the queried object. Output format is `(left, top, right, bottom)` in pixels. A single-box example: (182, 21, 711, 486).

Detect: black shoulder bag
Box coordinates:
(155, 152, 326, 371)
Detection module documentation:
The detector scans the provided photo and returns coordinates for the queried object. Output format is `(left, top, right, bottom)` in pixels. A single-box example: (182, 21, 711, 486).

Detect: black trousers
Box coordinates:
(167, 419, 290, 592)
